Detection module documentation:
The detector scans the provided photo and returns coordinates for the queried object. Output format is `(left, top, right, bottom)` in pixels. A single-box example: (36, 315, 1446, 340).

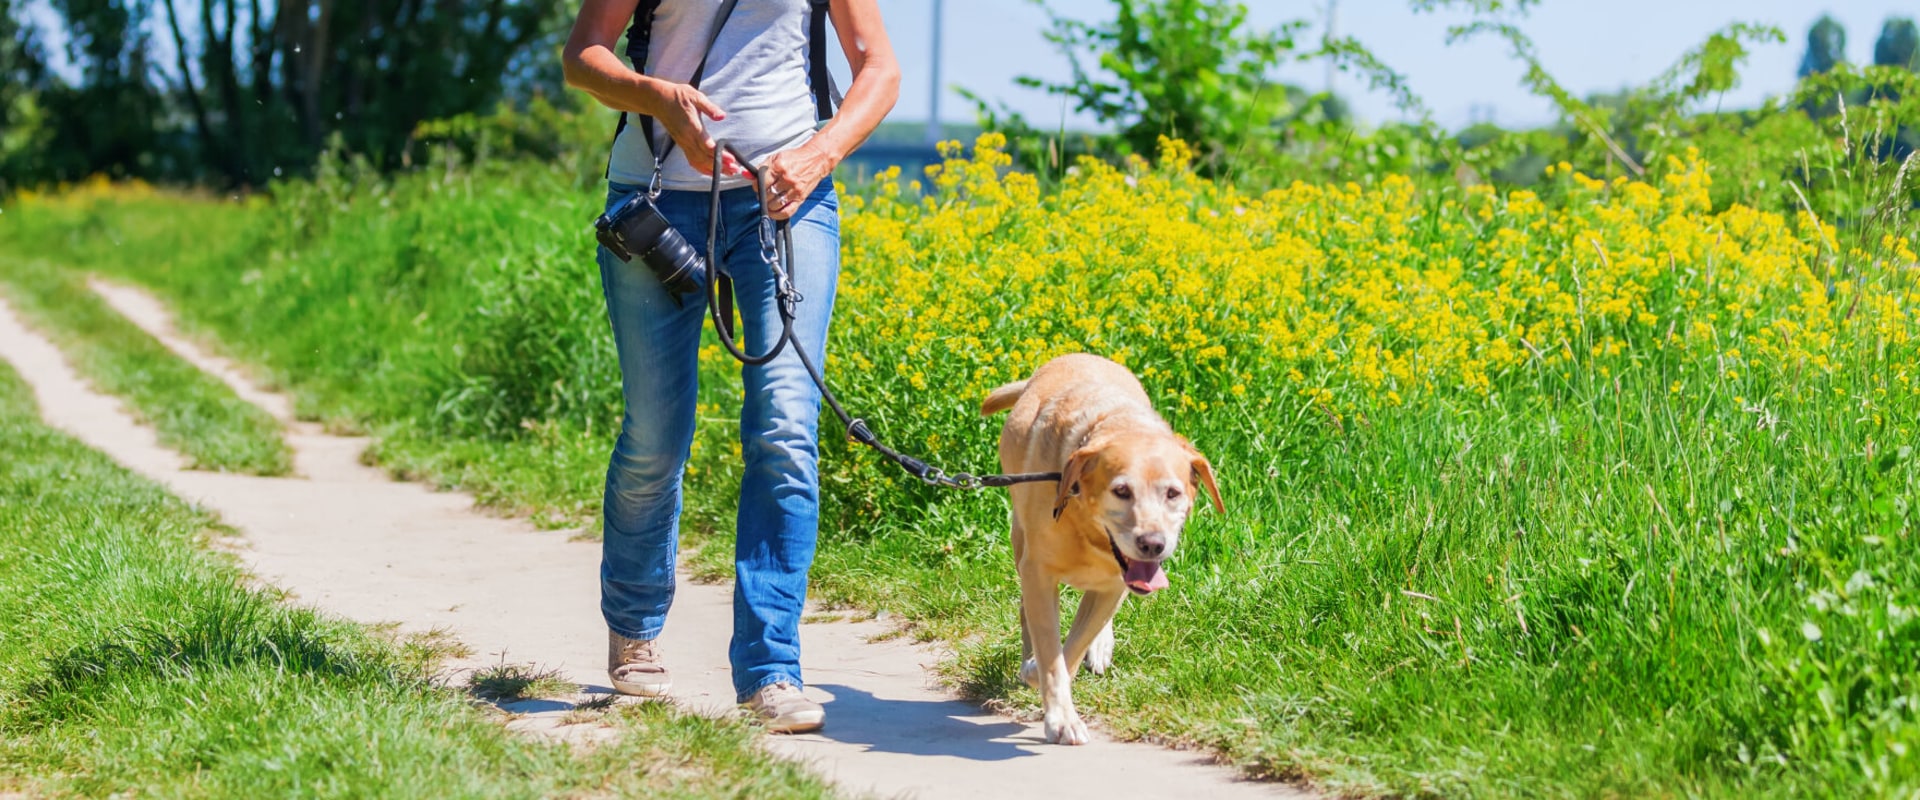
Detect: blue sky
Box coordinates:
(20, 0, 1914, 133)
(867, 0, 1918, 131)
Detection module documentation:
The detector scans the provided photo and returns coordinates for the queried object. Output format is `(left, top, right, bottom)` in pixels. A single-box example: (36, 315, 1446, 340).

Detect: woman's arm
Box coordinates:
(561, 0, 744, 177)
(762, 0, 901, 219)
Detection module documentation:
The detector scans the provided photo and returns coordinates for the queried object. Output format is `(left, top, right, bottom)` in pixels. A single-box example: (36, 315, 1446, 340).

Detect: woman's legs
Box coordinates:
(596, 179, 840, 704)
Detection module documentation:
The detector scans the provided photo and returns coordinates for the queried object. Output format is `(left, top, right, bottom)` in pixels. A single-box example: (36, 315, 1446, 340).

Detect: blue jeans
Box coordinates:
(596, 179, 839, 702)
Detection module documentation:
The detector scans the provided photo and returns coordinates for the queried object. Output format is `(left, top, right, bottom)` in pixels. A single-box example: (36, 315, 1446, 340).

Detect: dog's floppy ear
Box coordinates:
(1182, 439, 1225, 514)
(1052, 446, 1098, 520)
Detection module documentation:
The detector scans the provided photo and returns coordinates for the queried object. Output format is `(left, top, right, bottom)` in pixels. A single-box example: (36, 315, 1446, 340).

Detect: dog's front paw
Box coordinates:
(1019, 657, 1040, 689)
(1085, 623, 1114, 675)
(1044, 710, 1091, 745)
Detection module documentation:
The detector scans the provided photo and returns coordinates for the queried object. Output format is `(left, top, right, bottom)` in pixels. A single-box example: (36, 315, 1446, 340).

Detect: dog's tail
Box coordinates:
(980, 380, 1029, 416)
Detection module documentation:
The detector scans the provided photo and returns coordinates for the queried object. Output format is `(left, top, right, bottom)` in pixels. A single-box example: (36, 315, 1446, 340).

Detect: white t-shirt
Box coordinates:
(607, 0, 823, 191)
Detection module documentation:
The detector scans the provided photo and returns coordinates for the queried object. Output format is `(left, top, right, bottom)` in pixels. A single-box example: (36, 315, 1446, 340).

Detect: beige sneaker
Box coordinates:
(608, 631, 671, 697)
(744, 682, 825, 733)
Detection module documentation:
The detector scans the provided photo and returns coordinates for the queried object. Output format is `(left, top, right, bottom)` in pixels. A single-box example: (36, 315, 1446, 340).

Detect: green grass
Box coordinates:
(0, 253, 292, 474)
(467, 662, 578, 702)
(5, 153, 1916, 797)
(0, 356, 842, 799)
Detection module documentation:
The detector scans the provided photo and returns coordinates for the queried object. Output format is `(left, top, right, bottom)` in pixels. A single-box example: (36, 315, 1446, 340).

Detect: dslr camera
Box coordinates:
(595, 191, 704, 295)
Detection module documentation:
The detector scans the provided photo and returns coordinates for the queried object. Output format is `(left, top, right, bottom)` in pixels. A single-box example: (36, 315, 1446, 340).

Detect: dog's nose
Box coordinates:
(1135, 532, 1166, 558)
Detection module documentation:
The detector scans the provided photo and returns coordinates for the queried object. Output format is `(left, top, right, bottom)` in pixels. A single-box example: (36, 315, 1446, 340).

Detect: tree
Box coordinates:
(157, 0, 560, 185)
(37, 0, 165, 180)
(1799, 15, 1847, 78)
(1013, 0, 1305, 174)
(1874, 17, 1919, 71)
(0, 0, 53, 192)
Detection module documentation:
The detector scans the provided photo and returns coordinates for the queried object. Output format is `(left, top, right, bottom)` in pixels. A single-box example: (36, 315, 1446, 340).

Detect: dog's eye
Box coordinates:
(1111, 485, 1132, 500)
(1166, 487, 1181, 501)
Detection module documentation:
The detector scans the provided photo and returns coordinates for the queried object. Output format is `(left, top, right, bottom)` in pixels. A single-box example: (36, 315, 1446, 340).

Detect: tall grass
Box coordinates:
(3, 126, 1914, 796)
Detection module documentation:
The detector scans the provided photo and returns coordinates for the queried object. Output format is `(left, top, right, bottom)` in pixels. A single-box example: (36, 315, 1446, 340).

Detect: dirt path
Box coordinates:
(0, 282, 1309, 800)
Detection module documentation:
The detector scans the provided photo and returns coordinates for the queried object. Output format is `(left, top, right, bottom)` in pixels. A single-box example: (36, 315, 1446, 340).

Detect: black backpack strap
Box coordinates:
(606, 0, 663, 180)
(808, 0, 838, 121)
(638, 0, 742, 181)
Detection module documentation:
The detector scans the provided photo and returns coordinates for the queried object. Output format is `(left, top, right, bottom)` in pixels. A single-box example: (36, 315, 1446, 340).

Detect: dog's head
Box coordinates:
(1053, 434, 1223, 596)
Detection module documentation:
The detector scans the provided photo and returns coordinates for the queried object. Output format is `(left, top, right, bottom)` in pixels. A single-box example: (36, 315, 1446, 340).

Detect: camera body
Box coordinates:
(595, 192, 705, 295)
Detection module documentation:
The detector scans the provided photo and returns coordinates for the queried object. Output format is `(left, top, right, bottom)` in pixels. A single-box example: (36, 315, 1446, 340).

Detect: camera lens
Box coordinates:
(641, 229, 704, 295)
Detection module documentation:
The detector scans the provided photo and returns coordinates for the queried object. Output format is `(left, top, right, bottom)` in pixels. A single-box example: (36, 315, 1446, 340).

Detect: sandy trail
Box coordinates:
(0, 280, 1307, 800)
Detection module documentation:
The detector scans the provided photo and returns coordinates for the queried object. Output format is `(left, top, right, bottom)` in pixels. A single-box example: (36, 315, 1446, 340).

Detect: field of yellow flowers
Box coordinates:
(841, 135, 1911, 418)
(3, 132, 1916, 797)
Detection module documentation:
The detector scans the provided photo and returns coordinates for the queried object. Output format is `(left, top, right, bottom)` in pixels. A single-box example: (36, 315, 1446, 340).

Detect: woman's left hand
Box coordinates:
(761, 142, 835, 220)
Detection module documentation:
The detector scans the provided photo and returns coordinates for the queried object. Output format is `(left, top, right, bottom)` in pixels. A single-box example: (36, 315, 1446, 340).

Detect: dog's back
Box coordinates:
(984, 354, 1163, 477)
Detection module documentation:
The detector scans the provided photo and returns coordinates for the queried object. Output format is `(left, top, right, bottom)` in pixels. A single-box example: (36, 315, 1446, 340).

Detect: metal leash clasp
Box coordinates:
(757, 216, 780, 265)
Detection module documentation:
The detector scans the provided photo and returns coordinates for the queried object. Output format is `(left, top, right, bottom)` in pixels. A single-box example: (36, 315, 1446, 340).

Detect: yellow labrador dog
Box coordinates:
(981, 353, 1223, 745)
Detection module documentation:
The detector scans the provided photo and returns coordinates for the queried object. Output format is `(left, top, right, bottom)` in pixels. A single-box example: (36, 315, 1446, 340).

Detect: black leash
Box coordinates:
(703, 142, 1061, 490)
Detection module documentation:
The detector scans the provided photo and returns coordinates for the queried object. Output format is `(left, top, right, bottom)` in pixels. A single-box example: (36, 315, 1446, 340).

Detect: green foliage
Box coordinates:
(410, 93, 619, 185)
(1, 0, 570, 190)
(984, 0, 1308, 175)
(1446, 21, 1785, 183)
(0, 0, 50, 193)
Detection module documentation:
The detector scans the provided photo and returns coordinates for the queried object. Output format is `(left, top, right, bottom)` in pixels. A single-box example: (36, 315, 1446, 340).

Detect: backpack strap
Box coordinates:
(609, 0, 835, 180)
(607, 0, 740, 183)
(808, 0, 840, 121)
(639, 0, 741, 178)
(606, 0, 663, 180)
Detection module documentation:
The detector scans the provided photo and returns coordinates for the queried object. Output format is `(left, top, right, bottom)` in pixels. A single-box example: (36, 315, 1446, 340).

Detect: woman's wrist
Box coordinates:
(804, 133, 847, 172)
(621, 75, 678, 118)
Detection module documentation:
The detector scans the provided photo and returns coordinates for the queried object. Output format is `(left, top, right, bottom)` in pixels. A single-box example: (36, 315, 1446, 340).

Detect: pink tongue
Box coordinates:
(1124, 559, 1169, 593)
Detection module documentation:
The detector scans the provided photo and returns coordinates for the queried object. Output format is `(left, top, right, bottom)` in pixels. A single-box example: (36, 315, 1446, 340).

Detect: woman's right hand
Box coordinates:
(652, 82, 748, 179)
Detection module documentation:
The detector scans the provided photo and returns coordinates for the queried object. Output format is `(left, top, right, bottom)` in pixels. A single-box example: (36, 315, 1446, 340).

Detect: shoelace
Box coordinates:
(617, 638, 661, 667)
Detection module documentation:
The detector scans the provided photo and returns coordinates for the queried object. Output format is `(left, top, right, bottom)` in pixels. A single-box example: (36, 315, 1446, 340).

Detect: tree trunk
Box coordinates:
(160, 0, 220, 176)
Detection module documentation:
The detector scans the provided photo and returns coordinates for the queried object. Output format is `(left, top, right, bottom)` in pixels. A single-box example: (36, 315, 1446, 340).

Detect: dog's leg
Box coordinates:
(1064, 589, 1124, 676)
(1085, 622, 1116, 675)
(1019, 613, 1041, 689)
(1020, 564, 1088, 745)
(1012, 513, 1039, 689)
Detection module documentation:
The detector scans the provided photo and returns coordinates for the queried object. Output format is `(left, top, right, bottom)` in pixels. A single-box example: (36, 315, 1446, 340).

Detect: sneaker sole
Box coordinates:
(611, 676, 673, 697)
(763, 712, 825, 734)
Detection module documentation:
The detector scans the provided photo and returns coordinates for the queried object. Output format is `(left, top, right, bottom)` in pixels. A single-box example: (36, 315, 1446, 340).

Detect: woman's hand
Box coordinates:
(761, 141, 835, 220)
(654, 82, 748, 179)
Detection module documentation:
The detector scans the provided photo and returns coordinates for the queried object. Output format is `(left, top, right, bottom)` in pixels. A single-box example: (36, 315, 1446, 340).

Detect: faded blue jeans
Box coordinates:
(596, 179, 838, 702)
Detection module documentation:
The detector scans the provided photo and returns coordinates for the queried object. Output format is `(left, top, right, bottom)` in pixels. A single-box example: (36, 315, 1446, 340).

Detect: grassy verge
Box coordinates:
(0, 355, 842, 798)
(5, 138, 1916, 797)
(0, 249, 292, 475)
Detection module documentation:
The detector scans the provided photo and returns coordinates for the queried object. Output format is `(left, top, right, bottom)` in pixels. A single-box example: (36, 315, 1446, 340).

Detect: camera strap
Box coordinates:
(638, 0, 742, 186)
